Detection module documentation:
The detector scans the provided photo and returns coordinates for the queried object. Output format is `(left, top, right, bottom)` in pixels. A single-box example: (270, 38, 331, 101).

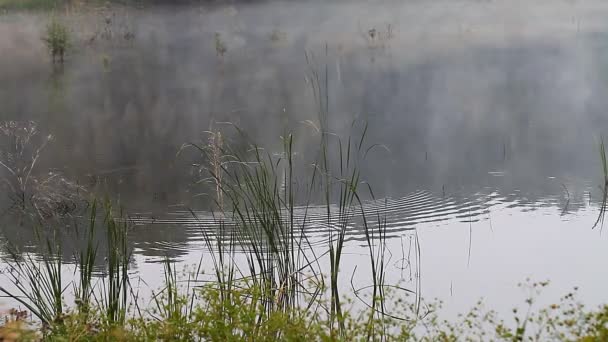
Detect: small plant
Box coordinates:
(214, 32, 227, 58)
(42, 17, 70, 64)
(269, 28, 286, 43)
(101, 54, 111, 71)
(593, 138, 608, 229)
(0, 201, 132, 329)
(0, 121, 85, 219)
(0, 235, 66, 326)
(0, 121, 52, 209)
(361, 23, 394, 49)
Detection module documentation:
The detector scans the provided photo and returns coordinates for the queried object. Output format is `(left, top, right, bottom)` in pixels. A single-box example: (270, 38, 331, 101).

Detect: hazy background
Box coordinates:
(2, 0, 608, 318)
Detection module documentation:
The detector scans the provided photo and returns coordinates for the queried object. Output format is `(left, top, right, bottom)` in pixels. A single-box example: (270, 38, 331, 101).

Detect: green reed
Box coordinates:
(593, 138, 608, 230)
(42, 16, 70, 63)
(0, 231, 64, 326)
(99, 201, 131, 325)
(182, 118, 396, 339)
(0, 200, 133, 329)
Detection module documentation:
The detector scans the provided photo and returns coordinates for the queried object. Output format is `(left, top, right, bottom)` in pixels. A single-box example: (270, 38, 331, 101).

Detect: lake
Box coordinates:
(1, 0, 608, 321)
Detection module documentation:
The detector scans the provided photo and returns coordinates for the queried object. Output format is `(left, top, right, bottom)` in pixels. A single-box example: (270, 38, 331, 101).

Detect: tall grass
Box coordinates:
(0, 132, 607, 339)
(177, 48, 408, 338)
(593, 138, 608, 230)
(73, 201, 97, 316)
(157, 45, 407, 337)
(0, 120, 84, 219)
(0, 0, 60, 11)
(0, 121, 53, 211)
(1, 219, 606, 342)
(98, 202, 131, 325)
(0, 200, 132, 329)
(0, 232, 65, 326)
(186, 133, 317, 315)
(42, 17, 70, 63)
(186, 155, 402, 337)
(183, 113, 395, 338)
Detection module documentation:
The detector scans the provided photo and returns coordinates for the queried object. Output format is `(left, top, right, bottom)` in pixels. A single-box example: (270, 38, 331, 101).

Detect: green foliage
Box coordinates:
(0, 200, 132, 329)
(2, 275, 608, 341)
(594, 138, 608, 229)
(42, 17, 70, 63)
(0, 0, 60, 11)
(1, 133, 607, 341)
(0, 235, 65, 326)
(214, 32, 226, 58)
(100, 202, 131, 326)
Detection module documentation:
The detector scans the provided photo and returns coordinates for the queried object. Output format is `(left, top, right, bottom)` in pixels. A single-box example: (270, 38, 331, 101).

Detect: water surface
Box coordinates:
(1, 0, 608, 318)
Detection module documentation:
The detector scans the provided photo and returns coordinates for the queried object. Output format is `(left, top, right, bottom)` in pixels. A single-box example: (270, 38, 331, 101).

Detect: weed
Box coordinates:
(0, 231, 65, 326)
(0, 121, 85, 219)
(42, 17, 70, 63)
(593, 138, 608, 230)
(0, 0, 59, 11)
(270, 28, 286, 43)
(360, 23, 395, 49)
(98, 201, 131, 326)
(214, 32, 227, 58)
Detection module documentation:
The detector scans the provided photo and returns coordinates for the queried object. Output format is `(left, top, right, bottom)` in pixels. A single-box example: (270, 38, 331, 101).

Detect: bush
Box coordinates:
(42, 17, 70, 63)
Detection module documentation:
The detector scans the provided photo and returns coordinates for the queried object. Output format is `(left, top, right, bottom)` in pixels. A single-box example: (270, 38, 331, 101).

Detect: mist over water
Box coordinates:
(2, 0, 608, 317)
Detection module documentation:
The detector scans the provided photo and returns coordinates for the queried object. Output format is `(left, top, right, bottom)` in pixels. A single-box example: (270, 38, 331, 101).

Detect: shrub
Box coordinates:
(42, 17, 70, 63)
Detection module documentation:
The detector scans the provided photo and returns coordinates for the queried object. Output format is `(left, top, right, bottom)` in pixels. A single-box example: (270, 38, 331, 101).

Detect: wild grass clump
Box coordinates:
(593, 138, 608, 229)
(0, 121, 85, 219)
(180, 122, 398, 339)
(214, 32, 227, 58)
(42, 17, 70, 63)
(178, 52, 409, 337)
(0, 200, 132, 334)
(0, 166, 606, 341)
(86, 10, 136, 46)
(360, 23, 394, 49)
(0, 121, 51, 206)
(0, 0, 60, 11)
(1, 258, 608, 341)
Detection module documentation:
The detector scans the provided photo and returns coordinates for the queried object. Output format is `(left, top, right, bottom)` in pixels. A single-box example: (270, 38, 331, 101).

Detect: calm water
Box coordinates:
(1, 0, 608, 318)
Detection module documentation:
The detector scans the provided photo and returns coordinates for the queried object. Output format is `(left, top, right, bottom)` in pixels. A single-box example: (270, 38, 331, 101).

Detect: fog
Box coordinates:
(3, 3, 608, 321)
(1, 0, 608, 256)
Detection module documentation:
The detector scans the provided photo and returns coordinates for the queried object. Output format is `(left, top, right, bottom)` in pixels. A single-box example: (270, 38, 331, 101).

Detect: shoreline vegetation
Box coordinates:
(0, 0, 83, 11)
(2, 1, 608, 341)
(0, 206, 607, 341)
(0, 0, 59, 11)
(0, 127, 605, 341)
(0, 0, 123, 11)
(0, 0, 217, 11)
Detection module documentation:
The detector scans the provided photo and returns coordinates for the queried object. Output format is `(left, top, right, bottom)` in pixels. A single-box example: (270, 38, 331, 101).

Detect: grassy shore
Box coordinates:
(0, 0, 138, 11)
(0, 261, 607, 341)
(0, 133, 606, 341)
(0, 0, 61, 11)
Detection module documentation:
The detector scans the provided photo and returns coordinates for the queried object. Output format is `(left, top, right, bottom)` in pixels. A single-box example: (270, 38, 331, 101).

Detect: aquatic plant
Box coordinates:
(0, 233, 65, 327)
(360, 23, 395, 49)
(180, 115, 404, 340)
(0, 121, 85, 219)
(269, 28, 286, 43)
(0, 200, 132, 328)
(214, 32, 227, 58)
(0, 164, 604, 341)
(1, 249, 607, 342)
(42, 17, 70, 63)
(98, 201, 131, 326)
(0, 0, 59, 11)
(0, 121, 50, 205)
(593, 138, 608, 230)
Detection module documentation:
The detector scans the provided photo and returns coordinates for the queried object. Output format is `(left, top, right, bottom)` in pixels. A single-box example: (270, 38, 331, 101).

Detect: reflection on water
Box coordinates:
(2, 0, 608, 316)
(0, 175, 596, 265)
